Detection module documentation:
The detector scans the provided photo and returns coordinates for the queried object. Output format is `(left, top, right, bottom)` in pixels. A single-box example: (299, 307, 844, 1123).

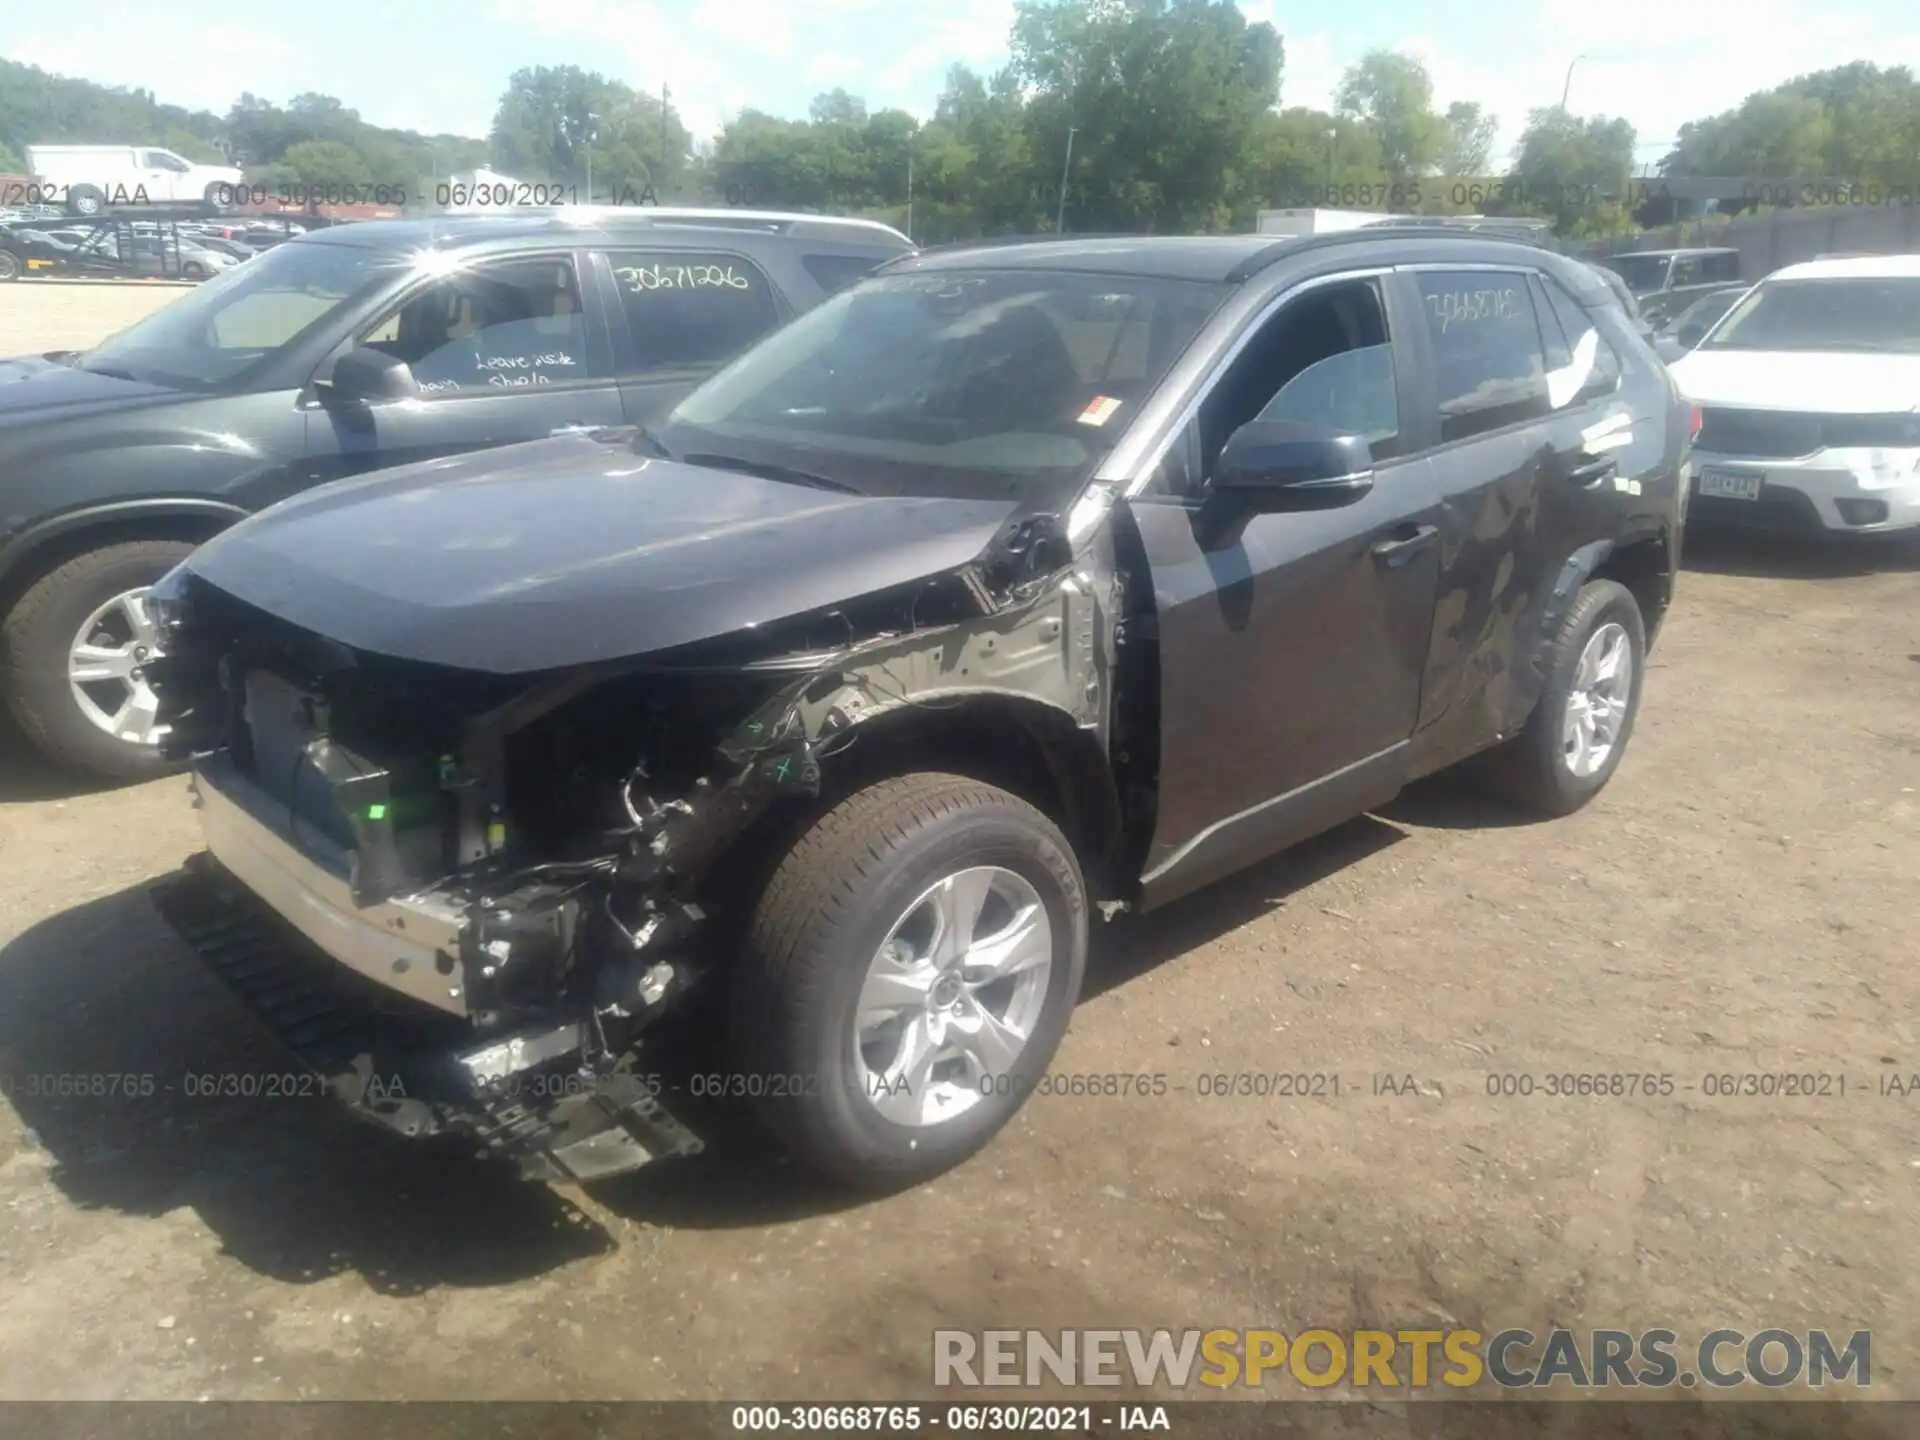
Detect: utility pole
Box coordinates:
(1561, 55, 1585, 111)
(905, 130, 916, 242)
(1325, 126, 1336, 187)
(661, 84, 671, 196)
(1056, 125, 1078, 234)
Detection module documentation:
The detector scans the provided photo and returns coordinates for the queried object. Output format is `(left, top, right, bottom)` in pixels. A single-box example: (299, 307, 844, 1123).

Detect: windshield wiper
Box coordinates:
(680, 452, 864, 496)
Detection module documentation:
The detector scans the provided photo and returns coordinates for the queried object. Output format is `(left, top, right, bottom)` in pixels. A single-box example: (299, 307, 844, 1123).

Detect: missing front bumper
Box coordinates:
(151, 851, 705, 1184)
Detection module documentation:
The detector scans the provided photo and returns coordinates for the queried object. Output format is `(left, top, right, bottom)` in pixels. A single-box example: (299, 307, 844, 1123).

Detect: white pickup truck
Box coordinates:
(24, 144, 246, 217)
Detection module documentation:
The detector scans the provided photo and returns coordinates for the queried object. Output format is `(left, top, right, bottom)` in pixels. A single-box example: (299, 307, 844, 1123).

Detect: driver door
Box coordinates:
(300, 251, 628, 487)
(1122, 270, 1444, 909)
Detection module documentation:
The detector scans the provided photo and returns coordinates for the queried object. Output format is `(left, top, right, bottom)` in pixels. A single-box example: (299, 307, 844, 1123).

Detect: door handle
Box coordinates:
(1369, 523, 1439, 566)
(1566, 454, 1618, 486)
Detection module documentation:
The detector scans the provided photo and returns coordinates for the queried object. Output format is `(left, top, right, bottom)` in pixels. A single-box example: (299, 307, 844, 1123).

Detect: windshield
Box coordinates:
(1700, 277, 1920, 354)
(1603, 254, 1673, 295)
(654, 269, 1227, 502)
(1661, 288, 1746, 338)
(77, 238, 393, 390)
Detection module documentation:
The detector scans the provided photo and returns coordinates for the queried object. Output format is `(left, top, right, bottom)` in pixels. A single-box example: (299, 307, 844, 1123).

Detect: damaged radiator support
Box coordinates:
(153, 850, 704, 1183)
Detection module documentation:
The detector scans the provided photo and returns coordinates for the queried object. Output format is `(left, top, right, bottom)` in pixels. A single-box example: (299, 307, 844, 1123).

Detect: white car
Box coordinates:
(24, 144, 245, 218)
(1668, 254, 1920, 534)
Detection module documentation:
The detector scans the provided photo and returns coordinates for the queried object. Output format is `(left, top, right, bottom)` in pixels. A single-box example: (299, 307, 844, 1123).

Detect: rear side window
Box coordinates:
(605, 249, 782, 373)
(1703, 252, 1742, 284)
(801, 252, 889, 296)
(1413, 270, 1549, 442)
(1532, 274, 1623, 410)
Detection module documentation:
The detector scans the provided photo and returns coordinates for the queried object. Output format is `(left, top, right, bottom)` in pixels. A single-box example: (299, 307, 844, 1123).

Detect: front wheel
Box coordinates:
(1471, 578, 1647, 815)
(67, 185, 105, 217)
(728, 773, 1089, 1188)
(1, 539, 196, 781)
(0, 249, 20, 281)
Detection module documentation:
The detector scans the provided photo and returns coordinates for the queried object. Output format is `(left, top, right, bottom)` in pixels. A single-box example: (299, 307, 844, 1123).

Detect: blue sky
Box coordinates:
(4, 0, 1917, 169)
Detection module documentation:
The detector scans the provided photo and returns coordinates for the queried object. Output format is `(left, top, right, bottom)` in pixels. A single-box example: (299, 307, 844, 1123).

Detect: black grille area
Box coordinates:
(1697, 407, 1920, 459)
(1695, 407, 1823, 459)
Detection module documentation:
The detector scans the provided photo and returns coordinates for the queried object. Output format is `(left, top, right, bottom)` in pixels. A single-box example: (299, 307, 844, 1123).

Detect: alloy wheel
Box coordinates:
(67, 586, 170, 746)
(1561, 620, 1633, 778)
(853, 865, 1054, 1127)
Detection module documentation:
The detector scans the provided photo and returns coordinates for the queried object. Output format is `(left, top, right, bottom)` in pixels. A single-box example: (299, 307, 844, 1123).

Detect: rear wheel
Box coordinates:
(1471, 578, 1646, 815)
(0, 249, 19, 282)
(728, 773, 1089, 1188)
(1, 539, 196, 781)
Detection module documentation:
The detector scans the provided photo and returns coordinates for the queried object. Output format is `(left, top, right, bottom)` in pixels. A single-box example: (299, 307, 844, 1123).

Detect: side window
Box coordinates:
(1195, 276, 1400, 480)
(1704, 252, 1742, 284)
(356, 255, 597, 396)
(1533, 274, 1622, 410)
(605, 250, 781, 374)
(801, 252, 888, 296)
(1670, 257, 1702, 288)
(1412, 270, 1548, 443)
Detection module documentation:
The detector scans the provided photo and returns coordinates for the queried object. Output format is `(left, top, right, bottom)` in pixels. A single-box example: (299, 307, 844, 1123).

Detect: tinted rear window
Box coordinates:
(802, 252, 891, 295)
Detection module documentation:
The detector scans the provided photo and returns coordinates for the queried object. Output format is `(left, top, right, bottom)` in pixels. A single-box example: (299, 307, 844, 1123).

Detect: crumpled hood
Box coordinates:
(0, 354, 178, 421)
(180, 433, 1022, 674)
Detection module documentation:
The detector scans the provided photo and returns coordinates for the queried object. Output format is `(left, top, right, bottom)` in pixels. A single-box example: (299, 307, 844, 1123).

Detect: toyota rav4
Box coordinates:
(148, 230, 1689, 1189)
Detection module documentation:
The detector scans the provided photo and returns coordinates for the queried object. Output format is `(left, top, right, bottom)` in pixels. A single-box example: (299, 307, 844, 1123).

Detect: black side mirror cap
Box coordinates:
(322, 346, 418, 405)
(1215, 420, 1375, 512)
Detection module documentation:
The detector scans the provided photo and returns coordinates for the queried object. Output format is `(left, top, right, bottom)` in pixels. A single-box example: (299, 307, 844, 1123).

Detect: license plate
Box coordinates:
(1699, 467, 1763, 502)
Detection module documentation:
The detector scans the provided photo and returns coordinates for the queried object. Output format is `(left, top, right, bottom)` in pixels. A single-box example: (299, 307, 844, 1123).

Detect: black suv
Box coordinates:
(149, 230, 1688, 1189)
(0, 208, 912, 776)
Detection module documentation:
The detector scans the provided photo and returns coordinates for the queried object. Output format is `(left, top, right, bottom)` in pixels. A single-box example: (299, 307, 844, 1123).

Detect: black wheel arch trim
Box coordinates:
(0, 498, 248, 591)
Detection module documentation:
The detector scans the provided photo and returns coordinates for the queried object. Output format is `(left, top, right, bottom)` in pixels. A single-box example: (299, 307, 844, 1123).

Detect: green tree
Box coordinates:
(1440, 101, 1497, 178)
(1503, 107, 1636, 234)
(1007, 0, 1284, 233)
(1334, 49, 1447, 182)
(490, 65, 688, 199)
(280, 139, 373, 188)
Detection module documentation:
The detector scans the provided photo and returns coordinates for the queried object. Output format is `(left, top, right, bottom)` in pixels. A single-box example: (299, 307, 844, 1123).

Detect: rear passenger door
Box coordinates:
(1399, 265, 1563, 766)
(592, 248, 787, 424)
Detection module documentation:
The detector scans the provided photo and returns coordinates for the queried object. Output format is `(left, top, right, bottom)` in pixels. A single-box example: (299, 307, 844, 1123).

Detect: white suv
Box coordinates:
(1668, 254, 1920, 534)
(25, 144, 246, 218)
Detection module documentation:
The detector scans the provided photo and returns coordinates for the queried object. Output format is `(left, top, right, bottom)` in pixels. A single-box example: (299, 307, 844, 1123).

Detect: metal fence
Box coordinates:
(1568, 203, 1920, 279)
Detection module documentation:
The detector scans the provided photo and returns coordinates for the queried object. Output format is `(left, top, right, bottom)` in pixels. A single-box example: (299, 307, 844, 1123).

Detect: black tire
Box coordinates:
(1471, 578, 1647, 816)
(182, 262, 206, 281)
(728, 773, 1089, 1188)
(0, 249, 19, 282)
(68, 185, 105, 218)
(202, 183, 236, 216)
(1, 539, 196, 782)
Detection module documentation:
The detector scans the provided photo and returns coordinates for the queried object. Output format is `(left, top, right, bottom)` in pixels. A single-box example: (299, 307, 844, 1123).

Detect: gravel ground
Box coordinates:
(2, 283, 1918, 1414)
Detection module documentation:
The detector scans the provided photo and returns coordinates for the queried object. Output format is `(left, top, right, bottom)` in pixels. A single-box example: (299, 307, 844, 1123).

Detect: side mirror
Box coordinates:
(1214, 420, 1375, 511)
(321, 346, 417, 405)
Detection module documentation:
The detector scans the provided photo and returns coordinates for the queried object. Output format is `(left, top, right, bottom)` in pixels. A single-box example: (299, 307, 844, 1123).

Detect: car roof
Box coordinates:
(297, 207, 913, 254)
(890, 230, 1590, 285)
(1766, 253, 1920, 281)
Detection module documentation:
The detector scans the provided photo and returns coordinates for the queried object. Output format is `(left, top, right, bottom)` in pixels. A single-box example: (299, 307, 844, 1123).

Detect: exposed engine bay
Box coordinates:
(145, 508, 1140, 1183)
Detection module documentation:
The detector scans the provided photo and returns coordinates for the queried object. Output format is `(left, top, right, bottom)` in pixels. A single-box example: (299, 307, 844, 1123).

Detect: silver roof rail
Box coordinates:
(506, 205, 912, 247)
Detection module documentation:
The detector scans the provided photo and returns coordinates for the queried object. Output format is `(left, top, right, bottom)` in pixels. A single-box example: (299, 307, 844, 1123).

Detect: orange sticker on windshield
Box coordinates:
(1077, 396, 1123, 427)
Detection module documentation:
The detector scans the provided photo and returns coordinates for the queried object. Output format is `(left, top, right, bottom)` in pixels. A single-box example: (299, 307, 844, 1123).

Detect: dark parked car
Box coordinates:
(147, 229, 1689, 1189)
(0, 208, 912, 777)
(1600, 246, 1743, 328)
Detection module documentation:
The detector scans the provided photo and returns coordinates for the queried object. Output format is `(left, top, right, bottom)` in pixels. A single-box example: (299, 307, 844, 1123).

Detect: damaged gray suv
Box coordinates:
(149, 230, 1688, 1188)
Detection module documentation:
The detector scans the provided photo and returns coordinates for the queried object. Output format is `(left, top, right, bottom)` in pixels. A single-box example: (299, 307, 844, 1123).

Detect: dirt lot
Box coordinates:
(2, 283, 1919, 1410)
(2, 279, 187, 354)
